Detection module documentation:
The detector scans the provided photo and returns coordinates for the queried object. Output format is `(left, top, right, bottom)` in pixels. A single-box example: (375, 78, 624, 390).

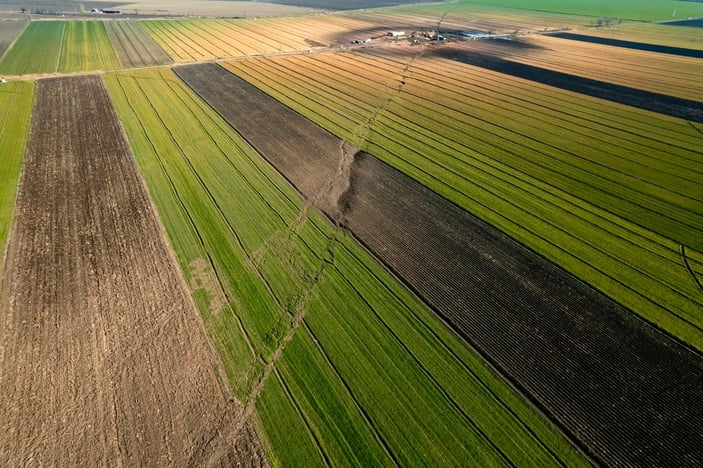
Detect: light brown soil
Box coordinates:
(0, 75, 266, 466)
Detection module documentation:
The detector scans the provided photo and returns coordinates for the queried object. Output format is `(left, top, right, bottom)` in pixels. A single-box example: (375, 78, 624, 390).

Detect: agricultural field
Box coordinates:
(105, 20, 171, 68)
(461, 34, 703, 102)
(0, 20, 120, 75)
(572, 22, 703, 51)
(0, 80, 33, 283)
(177, 62, 703, 466)
(105, 66, 586, 466)
(0, 19, 25, 57)
(1, 0, 703, 466)
(139, 16, 371, 61)
(58, 20, 121, 72)
(0, 21, 64, 74)
(107, 0, 322, 17)
(0, 75, 265, 465)
(221, 48, 703, 351)
(455, 0, 703, 22)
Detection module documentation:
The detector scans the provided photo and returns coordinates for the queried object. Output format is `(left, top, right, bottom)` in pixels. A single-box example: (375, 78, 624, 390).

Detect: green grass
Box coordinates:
(59, 21, 120, 72)
(105, 67, 587, 467)
(455, 0, 703, 22)
(0, 80, 34, 282)
(221, 51, 703, 351)
(0, 22, 64, 75)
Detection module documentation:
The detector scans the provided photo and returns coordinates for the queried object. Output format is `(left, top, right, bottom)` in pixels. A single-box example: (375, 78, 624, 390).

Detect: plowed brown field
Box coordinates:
(0, 75, 265, 466)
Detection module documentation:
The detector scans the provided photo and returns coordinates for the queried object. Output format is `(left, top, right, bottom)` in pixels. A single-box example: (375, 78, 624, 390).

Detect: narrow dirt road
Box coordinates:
(0, 76, 265, 466)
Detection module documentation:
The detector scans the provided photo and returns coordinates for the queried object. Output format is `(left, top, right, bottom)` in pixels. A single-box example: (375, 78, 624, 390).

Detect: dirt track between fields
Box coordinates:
(0, 75, 265, 466)
(177, 62, 703, 466)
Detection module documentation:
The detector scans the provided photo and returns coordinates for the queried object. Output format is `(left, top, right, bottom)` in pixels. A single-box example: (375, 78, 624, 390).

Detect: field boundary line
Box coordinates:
(329, 258, 516, 466)
(681, 245, 703, 294)
(273, 367, 330, 466)
(54, 22, 66, 73)
(689, 121, 703, 137)
(112, 71, 259, 377)
(338, 239, 571, 467)
(301, 319, 400, 466)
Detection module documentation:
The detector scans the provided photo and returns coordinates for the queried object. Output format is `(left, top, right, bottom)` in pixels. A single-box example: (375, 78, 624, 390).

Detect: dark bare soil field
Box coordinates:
(0, 75, 265, 466)
(434, 45, 703, 123)
(177, 62, 703, 466)
(548, 32, 703, 57)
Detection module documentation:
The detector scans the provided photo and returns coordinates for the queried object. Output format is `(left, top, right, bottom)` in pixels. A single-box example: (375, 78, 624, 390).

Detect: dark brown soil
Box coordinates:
(177, 62, 703, 466)
(0, 75, 266, 466)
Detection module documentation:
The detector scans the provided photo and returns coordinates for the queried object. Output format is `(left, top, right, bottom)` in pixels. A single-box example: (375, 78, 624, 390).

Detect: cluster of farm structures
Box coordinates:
(0, 0, 702, 465)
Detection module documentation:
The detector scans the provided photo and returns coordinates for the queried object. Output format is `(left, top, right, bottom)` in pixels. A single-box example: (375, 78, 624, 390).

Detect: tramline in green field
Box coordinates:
(105, 67, 585, 466)
(0, 21, 119, 75)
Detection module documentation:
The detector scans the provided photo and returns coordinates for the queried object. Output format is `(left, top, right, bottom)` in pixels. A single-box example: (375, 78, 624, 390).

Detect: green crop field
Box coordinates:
(0, 22, 64, 75)
(58, 21, 120, 72)
(0, 80, 34, 283)
(456, 0, 703, 22)
(222, 50, 703, 351)
(0, 20, 27, 59)
(105, 67, 586, 466)
(0, 21, 120, 75)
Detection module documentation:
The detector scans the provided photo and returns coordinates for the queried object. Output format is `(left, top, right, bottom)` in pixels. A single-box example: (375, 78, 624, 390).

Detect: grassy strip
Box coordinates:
(221, 53, 703, 350)
(0, 22, 63, 75)
(106, 67, 586, 466)
(0, 80, 34, 282)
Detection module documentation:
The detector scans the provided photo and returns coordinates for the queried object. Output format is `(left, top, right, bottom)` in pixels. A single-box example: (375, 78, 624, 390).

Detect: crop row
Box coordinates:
(138, 18, 331, 62)
(0, 80, 34, 285)
(221, 50, 703, 350)
(449, 0, 703, 23)
(569, 22, 703, 51)
(58, 21, 120, 72)
(0, 21, 120, 75)
(105, 67, 585, 466)
(476, 34, 703, 101)
(0, 22, 64, 74)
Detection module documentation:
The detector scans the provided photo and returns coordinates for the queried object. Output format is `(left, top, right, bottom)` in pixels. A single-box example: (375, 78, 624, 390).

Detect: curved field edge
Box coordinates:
(219, 52, 703, 351)
(105, 68, 586, 467)
(0, 80, 34, 285)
